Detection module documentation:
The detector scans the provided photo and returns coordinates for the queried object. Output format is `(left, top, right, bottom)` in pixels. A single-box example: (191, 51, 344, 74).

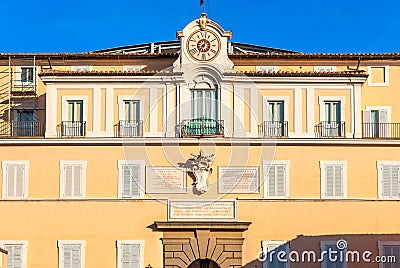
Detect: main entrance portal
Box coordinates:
(154, 221, 251, 268)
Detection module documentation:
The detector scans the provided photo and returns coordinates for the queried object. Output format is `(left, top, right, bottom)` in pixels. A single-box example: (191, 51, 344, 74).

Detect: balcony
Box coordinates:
(259, 121, 288, 138)
(57, 121, 86, 137)
(0, 121, 45, 137)
(178, 118, 224, 138)
(362, 123, 400, 139)
(315, 121, 345, 138)
(114, 120, 144, 137)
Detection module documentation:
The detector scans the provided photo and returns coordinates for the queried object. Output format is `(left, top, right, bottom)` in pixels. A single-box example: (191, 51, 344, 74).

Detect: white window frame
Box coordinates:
(261, 240, 290, 268)
(59, 160, 87, 199)
(0, 240, 28, 268)
(122, 65, 147, 72)
(61, 96, 88, 123)
(314, 66, 337, 73)
(70, 66, 93, 72)
(116, 240, 145, 268)
(1, 160, 29, 199)
(117, 96, 145, 122)
(263, 160, 290, 199)
(117, 160, 145, 199)
(378, 241, 400, 268)
(320, 241, 348, 268)
(57, 240, 86, 268)
(318, 96, 346, 123)
(367, 66, 389, 87)
(377, 161, 400, 199)
(263, 96, 289, 123)
(256, 66, 278, 73)
(320, 161, 348, 199)
(15, 66, 36, 86)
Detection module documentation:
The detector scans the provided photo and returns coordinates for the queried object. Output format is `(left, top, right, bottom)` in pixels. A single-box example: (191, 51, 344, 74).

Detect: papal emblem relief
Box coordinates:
(189, 149, 215, 193)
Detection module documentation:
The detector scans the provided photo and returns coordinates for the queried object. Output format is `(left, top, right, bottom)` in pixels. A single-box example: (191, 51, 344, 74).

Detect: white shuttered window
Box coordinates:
(118, 161, 145, 198)
(263, 161, 290, 198)
(320, 161, 347, 198)
(2, 161, 29, 199)
(58, 241, 86, 268)
(0, 241, 28, 268)
(378, 162, 400, 198)
(117, 241, 144, 268)
(60, 161, 87, 198)
(267, 165, 286, 197)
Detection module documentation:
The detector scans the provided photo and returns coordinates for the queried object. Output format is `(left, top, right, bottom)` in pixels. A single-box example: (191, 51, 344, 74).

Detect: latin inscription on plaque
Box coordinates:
(146, 167, 187, 193)
(168, 200, 237, 220)
(218, 167, 260, 193)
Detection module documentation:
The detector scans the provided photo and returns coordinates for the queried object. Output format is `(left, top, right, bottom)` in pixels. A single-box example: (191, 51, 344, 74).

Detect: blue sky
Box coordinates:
(2, 0, 399, 53)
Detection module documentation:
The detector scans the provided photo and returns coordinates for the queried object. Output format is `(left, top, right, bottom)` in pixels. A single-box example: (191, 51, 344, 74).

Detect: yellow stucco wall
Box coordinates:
(0, 143, 400, 267)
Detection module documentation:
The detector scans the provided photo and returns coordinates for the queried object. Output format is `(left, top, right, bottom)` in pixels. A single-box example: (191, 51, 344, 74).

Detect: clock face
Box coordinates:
(186, 30, 221, 62)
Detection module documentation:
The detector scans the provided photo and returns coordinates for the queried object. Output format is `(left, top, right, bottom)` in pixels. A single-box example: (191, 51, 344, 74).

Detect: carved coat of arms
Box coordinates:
(189, 149, 215, 193)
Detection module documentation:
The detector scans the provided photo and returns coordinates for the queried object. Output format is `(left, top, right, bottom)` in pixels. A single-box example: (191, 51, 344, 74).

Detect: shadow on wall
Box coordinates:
(243, 233, 400, 268)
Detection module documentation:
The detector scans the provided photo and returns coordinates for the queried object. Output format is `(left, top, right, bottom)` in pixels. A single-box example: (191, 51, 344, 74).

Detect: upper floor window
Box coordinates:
(60, 160, 87, 199)
(363, 107, 391, 138)
(318, 96, 346, 138)
(67, 100, 84, 122)
(368, 66, 389, 86)
(71, 66, 93, 72)
(314, 66, 336, 73)
(21, 67, 34, 83)
(268, 101, 284, 122)
(123, 65, 146, 72)
(320, 161, 347, 198)
(261, 96, 289, 138)
(61, 96, 88, 137)
(377, 161, 400, 199)
(0, 240, 28, 268)
(190, 76, 219, 120)
(117, 240, 144, 268)
(324, 101, 341, 123)
(118, 160, 145, 198)
(117, 96, 144, 137)
(1, 161, 29, 199)
(124, 100, 140, 122)
(256, 66, 278, 73)
(58, 240, 86, 268)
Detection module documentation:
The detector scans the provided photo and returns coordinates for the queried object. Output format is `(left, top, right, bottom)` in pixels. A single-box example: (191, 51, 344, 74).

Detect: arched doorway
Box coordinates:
(187, 259, 220, 268)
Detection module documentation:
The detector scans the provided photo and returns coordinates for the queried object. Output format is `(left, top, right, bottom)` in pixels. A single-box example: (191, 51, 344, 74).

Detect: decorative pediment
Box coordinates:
(174, 13, 234, 69)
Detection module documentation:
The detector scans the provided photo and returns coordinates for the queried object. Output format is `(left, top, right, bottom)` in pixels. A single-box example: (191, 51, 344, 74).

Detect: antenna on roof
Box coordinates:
(200, 0, 205, 14)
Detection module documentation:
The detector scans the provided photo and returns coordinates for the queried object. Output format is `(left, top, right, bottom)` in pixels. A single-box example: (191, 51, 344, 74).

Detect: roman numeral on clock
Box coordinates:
(201, 54, 207, 61)
(190, 48, 198, 54)
(210, 49, 217, 54)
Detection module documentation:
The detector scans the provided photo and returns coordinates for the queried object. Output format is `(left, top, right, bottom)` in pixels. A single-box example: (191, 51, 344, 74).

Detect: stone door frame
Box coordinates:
(154, 221, 251, 268)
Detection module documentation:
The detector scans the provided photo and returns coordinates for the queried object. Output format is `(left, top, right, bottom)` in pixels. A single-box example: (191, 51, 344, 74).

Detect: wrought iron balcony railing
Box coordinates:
(178, 118, 224, 137)
(259, 121, 288, 137)
(0, 121, 45, 137)
(114, 120, 144, 137)
(315, 121, 345, 138)
(362, 123, 400, 139)
(57, 121, 86, 137)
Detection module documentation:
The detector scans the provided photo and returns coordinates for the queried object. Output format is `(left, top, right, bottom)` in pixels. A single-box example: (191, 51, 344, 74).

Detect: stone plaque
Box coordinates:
(146, 167, 187, 193)
(218, 167, 260, 193)
(168, 200, 237, 221)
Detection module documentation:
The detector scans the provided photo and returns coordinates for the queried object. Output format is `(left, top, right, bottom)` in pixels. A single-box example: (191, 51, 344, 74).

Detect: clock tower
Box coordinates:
(174, 13, 234, 69)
